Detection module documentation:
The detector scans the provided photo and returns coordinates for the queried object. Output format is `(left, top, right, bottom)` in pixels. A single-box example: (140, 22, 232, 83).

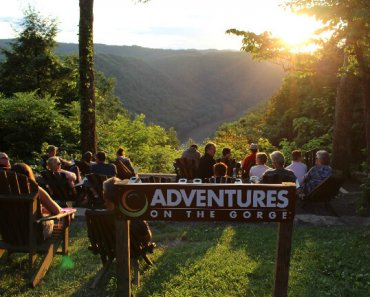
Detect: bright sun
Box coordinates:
(270, 12, 322, 52)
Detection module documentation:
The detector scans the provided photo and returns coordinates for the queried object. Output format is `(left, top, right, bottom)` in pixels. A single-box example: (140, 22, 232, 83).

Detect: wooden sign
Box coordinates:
(114, 183, 296, 222)
(113, 182, 297, 297)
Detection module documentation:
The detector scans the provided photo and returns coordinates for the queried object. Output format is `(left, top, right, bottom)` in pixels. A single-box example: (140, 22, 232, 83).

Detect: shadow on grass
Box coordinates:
(135, 222, 225, 297)
(0, 223, 104, 297)
(228, 223, 279, 296)
(230, 224, 370, 297)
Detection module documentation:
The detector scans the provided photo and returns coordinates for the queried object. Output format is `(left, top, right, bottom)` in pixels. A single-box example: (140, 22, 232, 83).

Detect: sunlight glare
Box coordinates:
(271, 12, 321, 52)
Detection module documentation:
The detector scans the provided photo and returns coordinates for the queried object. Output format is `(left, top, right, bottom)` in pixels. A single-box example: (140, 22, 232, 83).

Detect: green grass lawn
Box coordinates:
(0, 221, 369, 297)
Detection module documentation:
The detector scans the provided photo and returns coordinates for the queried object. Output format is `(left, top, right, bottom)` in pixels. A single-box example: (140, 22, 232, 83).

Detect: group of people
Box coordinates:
(0, 145, 136, 207)
(181, 142, 332, 196)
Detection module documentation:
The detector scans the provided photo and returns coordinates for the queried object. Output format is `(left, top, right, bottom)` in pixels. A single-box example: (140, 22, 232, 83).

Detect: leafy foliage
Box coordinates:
(0, 92, 74, 160)
(0, 7, 73, 98)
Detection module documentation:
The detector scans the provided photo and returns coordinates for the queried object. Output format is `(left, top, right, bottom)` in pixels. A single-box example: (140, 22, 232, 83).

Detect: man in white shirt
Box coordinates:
(249, 152, 270, 179)
(286, 150, 307, 186)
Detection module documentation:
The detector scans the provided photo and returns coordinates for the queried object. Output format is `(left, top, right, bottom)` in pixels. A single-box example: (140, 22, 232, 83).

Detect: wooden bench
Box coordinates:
(174, 158, 197, 180)
(0, 170, 75, 287)
(85, 209, 154, 288)
(301, 173, 344, 216)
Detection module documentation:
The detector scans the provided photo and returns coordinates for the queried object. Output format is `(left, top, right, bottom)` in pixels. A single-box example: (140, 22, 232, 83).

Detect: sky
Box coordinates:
(0, 0, 322, 50)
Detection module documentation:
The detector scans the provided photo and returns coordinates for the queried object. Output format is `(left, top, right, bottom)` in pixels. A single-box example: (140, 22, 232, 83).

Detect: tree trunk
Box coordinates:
(79, 0, 97, 154)
(362, 81, 370, 168)
(331, 53, 356, 174)
(354, 45, 370, 169)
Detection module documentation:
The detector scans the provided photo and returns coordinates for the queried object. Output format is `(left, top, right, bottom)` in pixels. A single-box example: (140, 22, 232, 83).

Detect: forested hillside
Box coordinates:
(66, 44, 283, 141)
(1, 39, 283, 141)
(94, 50, 283, 141)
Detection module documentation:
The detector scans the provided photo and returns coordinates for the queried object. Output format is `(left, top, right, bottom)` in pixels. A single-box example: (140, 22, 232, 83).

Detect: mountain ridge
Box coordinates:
(0, 39, 284, 141)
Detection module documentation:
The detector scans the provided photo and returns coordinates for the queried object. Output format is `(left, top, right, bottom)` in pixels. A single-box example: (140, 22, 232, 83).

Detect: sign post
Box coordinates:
(114, 182, 296, 297)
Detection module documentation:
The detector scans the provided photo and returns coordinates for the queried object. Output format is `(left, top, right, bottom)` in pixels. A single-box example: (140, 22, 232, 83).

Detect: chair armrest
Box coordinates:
(35, 209, 76, 223)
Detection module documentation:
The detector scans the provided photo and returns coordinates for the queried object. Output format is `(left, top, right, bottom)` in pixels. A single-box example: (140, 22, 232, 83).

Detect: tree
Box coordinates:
(79, 0, 97, 154)
(228, 0, 370, 172)
(0, 7, 69, 97)
(287, 0, 370, 169)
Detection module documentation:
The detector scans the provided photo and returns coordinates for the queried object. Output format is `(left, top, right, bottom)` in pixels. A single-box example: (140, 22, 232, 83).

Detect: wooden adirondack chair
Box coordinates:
(0, 170, 75, 287)
(41, 170, 77, 204)
(85, 173, 111, 208)
(304, 148, 320, 170)
(113, 159, 134, 180)
(174, 158, 197, 180)
(301, 173, 344, 216)
(85, 209, 154, 288)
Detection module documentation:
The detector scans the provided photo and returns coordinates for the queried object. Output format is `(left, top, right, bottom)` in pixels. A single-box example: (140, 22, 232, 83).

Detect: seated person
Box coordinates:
(197, 142, 216, 180)
(91, 151, 117, 177)
(286, 150, 307, 186)
(181, 144, 201, 169)
(103, 177, 153, 249)
(12, 163, 62, 239)
(76, 151, 95, 176)
(47, 156, 77, 189)
(40, 145, 70, 170)
(301, 150, 332, 195)
(217, 148, 236, 176)
(116, 147, 135, 176)
(213, 162, 228, 177)
(83, 151, 94, 163)
(249, 152, 270, 179)
(242, 143, 258, 179)
(261, 151, 296, 184)
(0, 152, 11, 171)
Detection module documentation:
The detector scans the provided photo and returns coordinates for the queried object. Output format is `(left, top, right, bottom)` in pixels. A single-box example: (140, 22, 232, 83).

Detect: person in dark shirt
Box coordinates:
(261, 151, 296, 184)
(91, 151, 117, 177)
(197, 142, 216, 180)
(217, 147, 236, 177)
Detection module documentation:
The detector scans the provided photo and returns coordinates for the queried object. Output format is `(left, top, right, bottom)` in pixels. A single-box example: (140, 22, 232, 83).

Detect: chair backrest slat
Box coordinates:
(7, 171, 21, 195)
(17, 173, 31, 194)
(0, 171, 10, 194)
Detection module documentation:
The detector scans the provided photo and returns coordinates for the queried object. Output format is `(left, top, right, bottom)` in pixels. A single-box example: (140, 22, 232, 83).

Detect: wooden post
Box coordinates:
(116, 219, 131, 297)
(273, 222, 294, 297)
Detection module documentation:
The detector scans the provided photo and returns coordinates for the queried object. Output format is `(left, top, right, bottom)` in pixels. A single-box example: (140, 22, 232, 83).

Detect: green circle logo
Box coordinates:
(118, 190, 148, 218)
